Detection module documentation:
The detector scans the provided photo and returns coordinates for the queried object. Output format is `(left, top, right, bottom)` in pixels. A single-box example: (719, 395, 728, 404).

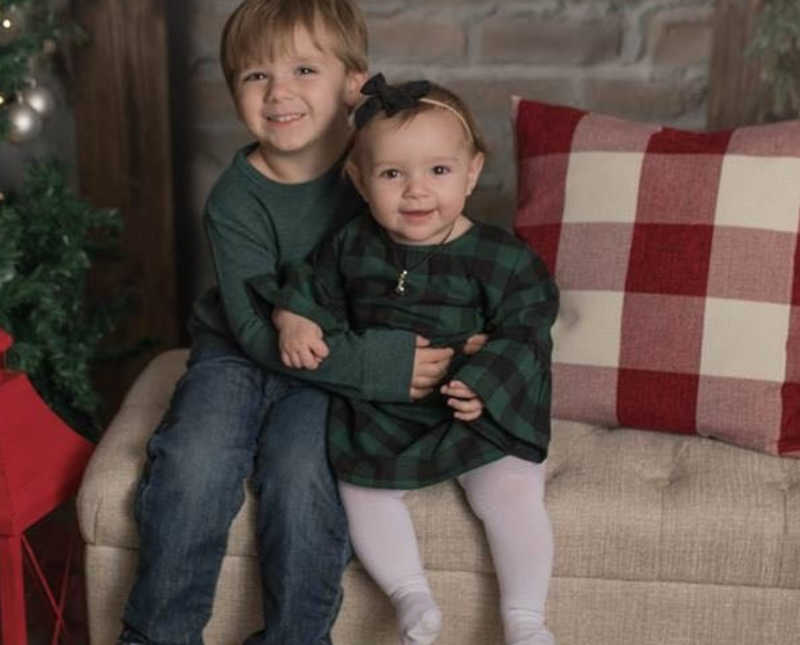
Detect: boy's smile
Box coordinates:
(266, 112, 305, 123)
(235, 23, 363, 181)
(349, 108, 485, 246)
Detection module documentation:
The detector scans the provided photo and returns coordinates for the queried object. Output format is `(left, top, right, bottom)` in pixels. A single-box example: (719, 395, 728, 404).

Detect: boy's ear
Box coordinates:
(344, 70, 367, 109)
(465, 151, 485, 196)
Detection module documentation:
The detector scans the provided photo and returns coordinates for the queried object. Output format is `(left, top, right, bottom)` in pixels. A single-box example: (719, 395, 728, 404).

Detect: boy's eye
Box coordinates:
(379, 169, 400, 179)
(242, 71, 267, 83)
(297, 66, 317, 75)
(432, 165, 450, 175)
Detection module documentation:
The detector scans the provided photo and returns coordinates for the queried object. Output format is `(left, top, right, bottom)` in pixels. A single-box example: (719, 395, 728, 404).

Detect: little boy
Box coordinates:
(117, 1, 454, 644)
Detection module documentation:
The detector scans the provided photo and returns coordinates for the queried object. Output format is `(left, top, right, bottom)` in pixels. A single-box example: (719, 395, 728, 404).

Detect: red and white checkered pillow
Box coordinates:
(512, 97, 800, 457)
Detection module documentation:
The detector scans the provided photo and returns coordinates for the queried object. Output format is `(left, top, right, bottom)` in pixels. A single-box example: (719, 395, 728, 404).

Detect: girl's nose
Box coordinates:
(403, 174, 428, 197)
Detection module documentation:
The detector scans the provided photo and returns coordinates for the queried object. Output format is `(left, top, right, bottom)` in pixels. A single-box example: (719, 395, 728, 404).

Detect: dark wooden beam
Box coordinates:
(72, 0, 179, 420)
(707, 0, 764, 130)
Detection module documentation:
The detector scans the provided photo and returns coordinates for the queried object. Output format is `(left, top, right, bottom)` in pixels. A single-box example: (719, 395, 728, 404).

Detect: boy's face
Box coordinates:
(234, 23, 364, 165)
(349, 108, 484, 246)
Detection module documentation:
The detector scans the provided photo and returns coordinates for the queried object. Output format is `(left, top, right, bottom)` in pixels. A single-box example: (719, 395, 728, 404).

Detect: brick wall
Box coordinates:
(179, 0, 714, 301)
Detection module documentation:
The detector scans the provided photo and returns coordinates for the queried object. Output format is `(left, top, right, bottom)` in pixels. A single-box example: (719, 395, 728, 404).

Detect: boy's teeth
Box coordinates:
(269, 113, 302, 122)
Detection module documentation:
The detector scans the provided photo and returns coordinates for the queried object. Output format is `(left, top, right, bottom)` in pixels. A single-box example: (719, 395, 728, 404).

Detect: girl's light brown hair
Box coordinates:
(351, 82, 488, 160)
(220, 0, 368, 95)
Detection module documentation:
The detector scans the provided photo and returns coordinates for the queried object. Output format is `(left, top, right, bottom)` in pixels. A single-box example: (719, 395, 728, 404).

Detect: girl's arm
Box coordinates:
(451, 244, 559, 443)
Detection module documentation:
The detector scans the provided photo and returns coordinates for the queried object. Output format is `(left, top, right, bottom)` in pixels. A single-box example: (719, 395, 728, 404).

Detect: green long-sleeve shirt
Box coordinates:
(190, 144, 416, 402)
(266, 215, 558, 489)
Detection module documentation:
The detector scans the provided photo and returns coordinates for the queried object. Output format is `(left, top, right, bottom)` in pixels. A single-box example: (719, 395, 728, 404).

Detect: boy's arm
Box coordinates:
(246, 229, 424, 391)
(452, 245, 559, 441)
(257, 234, 456, 401)
(267, 253, 346, 335)
(205, 200, 416, 402)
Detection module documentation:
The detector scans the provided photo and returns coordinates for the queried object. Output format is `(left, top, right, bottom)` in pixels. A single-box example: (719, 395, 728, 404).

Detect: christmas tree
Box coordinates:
(0, 0, 74, 141)
(748, 0, 800, 120)
(0, 0, 124, 438)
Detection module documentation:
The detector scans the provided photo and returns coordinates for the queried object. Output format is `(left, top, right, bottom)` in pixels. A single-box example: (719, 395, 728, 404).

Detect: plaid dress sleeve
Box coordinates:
(272, 233, 349, 334)
(452, 241, 558, 456)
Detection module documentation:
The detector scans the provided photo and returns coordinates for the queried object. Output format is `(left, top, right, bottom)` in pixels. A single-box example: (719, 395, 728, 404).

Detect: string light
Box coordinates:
(0, 4, 23, 47)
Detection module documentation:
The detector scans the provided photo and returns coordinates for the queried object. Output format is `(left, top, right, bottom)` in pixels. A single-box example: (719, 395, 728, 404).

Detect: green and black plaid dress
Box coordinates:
(275, 215, 558, 489)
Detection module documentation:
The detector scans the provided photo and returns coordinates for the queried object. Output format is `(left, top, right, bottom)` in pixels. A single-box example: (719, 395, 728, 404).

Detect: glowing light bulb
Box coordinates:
(0, 6, 23, 46)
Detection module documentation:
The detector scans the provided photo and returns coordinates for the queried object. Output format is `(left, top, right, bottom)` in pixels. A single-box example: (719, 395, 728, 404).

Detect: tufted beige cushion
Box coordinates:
(78, 350, 800, 644)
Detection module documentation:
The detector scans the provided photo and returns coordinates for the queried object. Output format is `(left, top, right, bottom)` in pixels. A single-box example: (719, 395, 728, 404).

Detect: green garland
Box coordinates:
(0, 161, 124, 438)
(1, 3, 124, 439)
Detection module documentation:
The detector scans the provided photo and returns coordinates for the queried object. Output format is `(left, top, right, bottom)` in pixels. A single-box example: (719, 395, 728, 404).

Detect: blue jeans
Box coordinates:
(120, 332, 350, 644)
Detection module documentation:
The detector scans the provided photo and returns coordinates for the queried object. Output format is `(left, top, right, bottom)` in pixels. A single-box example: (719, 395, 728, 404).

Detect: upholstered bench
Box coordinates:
(77, 348, 800, 644)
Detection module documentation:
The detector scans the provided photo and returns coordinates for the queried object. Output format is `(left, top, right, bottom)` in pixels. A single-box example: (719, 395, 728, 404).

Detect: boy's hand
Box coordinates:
(273, 308, 329, 370)
(272, 307, 303, 331)
(462, 333, 489, 355)
(440, 380, 483, 421)
(410, 335, 454, 400)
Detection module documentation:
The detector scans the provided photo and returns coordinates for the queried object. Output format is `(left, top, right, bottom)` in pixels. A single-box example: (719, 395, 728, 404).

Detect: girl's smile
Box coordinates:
(348, 107, 485, 246)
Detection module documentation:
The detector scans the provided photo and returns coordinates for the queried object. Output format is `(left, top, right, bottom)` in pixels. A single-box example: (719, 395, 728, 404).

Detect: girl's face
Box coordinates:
(348, 108, 484, 245)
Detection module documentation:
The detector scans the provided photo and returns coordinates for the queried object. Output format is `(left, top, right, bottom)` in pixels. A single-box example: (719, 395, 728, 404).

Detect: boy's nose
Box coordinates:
(265, 76, 292, 101)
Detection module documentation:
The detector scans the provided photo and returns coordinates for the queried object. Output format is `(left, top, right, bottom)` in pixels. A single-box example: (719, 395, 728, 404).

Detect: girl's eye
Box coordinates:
(297, 66, 316, 75)
(432, 165, 450, 175)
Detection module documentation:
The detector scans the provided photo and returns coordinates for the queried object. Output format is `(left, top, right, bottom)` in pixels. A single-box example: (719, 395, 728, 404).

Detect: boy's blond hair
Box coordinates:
(220, 0, 368, 95)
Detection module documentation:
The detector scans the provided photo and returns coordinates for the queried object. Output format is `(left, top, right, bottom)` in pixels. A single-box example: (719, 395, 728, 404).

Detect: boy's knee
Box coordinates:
(256, 446, 331, 495)
(254, 389, 331, 489)
(147, 427, 248, 498)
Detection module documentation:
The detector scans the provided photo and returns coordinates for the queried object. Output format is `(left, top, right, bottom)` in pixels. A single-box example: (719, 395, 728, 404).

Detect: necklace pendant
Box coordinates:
(395, 270, 408, 295)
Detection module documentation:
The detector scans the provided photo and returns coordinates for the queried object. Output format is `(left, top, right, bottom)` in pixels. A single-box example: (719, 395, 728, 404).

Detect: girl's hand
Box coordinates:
(274, 308, 329, 369)
(440, 380, 483, 421)
(462, 333, 488, 355)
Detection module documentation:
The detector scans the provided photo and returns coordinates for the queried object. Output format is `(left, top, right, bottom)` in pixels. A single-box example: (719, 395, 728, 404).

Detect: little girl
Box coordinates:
(268, 74, 558, 645)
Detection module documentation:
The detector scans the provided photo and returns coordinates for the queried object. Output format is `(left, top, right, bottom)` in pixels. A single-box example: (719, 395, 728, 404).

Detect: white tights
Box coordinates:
(338, 456, 554, 645)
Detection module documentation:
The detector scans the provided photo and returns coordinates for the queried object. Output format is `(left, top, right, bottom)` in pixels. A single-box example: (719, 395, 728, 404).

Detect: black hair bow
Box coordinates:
(354, 73, 431, 129)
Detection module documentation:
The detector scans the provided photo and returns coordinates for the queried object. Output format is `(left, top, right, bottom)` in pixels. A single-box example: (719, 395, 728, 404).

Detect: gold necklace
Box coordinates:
(390, 221, 457, 296)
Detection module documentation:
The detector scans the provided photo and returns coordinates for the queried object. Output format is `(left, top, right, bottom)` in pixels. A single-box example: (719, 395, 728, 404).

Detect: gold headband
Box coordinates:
(417, 98, 474, 143)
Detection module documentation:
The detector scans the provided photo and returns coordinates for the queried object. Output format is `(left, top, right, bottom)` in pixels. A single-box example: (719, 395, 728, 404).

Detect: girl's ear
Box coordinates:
(345, 158, 367, 200)
(465, 151, 485, 196)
